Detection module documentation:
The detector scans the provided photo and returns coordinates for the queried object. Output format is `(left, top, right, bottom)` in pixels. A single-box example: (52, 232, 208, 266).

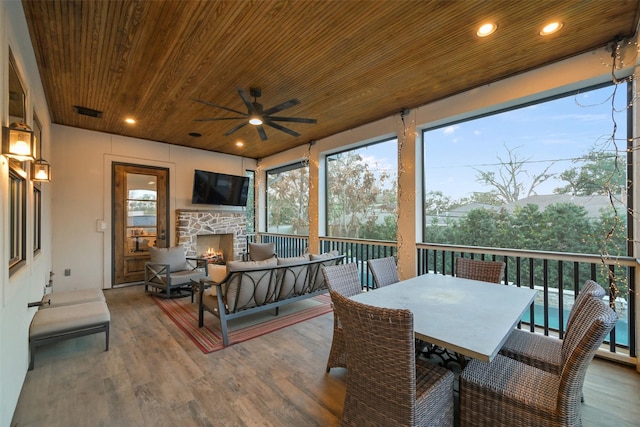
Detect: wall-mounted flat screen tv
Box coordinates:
(191, 169, 249, 207)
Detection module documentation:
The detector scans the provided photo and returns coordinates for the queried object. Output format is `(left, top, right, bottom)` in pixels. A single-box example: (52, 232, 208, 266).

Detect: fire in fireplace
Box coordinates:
(202, 247, 225, 264)
(195, 233, 234, 264)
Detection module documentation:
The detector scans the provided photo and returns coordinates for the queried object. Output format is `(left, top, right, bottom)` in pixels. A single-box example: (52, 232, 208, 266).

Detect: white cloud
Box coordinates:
(443, 125, 459, 135)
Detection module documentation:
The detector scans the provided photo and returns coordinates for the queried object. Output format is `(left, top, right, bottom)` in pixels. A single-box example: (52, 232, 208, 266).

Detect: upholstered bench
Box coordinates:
(29, 300, 110, 370)
(41, 288, 105, 308)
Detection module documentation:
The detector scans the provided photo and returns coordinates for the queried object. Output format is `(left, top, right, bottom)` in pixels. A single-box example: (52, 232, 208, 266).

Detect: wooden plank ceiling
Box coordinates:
(22, 0, 640, 160)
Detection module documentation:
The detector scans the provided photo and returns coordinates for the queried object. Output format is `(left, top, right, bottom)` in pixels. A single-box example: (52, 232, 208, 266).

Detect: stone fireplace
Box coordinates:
(176, 210, 247, 262)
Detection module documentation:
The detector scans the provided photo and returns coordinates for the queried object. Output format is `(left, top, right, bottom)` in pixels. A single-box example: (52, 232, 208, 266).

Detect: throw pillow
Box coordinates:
(248, 242, 277, 261)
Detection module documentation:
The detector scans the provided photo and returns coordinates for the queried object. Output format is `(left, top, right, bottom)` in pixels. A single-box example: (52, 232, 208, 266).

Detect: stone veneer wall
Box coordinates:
(176, 210, 247, 260)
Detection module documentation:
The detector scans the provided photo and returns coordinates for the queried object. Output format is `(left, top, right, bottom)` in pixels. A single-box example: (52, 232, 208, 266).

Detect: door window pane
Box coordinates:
(126, 173, 157, 253)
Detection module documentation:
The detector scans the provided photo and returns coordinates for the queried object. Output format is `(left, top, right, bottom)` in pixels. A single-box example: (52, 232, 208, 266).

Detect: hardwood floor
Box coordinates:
(12, 286, 640, 426)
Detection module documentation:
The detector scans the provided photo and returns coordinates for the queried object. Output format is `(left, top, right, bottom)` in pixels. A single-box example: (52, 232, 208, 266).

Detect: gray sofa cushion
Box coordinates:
(310, 250, 341, 291)
(224, 258, 278, 311)
(248, 242, 276, 261)
(277, 254, 311, 298)
(149, 246, 188, 272)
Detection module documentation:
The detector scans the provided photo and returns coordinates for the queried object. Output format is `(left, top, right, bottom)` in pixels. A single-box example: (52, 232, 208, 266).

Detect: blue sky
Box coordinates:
(424, 84, 628, 200)
(332, 83, 629, 202)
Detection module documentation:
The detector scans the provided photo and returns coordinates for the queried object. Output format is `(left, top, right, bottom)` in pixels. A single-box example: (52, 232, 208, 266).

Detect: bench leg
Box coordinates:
(29, 341, 35, 371)
(105, 322, 110, 351)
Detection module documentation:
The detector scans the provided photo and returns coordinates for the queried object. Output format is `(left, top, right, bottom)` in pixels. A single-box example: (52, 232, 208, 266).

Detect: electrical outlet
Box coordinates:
(64, 269, 71, 276)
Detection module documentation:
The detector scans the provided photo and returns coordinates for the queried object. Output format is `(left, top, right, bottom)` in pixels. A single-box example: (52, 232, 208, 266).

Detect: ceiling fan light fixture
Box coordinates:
(249, 116, 263, 126)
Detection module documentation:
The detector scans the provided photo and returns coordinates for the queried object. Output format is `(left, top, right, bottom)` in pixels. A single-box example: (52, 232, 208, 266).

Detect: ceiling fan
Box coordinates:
(194, 87, 317, 141)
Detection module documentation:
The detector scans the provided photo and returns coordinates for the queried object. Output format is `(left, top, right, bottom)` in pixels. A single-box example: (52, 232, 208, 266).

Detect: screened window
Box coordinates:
(33, 115, 43, 254)
(326, 138, 398, 240)
(423, 82, 629, 257)
(9, 160, 27, 273)
(33, 184, 42, 254)
(266, 163, 309, 235)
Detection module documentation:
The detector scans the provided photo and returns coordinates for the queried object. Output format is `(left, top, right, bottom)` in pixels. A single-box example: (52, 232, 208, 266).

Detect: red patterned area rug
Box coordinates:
(153, 294, 332, 354)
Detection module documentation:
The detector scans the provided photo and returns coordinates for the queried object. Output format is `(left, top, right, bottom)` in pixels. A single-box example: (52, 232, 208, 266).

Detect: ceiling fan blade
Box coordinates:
(262, 99, 300, 116)
(193, 98, 247, 116)
(264, 120, 301, 137)
(267, 116, 317, 124)
(237, 87, 259, 115)
(194, 117, 246, 122)
(256, 125, 268, 141)
(224, 121, 249, 135)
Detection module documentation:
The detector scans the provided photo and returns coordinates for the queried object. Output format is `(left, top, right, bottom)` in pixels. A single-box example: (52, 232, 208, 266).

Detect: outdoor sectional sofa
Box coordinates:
(198, 251, 345, 346)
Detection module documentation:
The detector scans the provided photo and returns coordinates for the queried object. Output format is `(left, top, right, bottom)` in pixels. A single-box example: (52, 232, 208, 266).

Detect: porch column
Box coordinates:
(396, 109, 419, 280)
(308, 142, 320, 253)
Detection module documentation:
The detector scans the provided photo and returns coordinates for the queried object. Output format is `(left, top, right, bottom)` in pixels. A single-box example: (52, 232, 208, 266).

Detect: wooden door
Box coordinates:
(113, 163, 169, 285)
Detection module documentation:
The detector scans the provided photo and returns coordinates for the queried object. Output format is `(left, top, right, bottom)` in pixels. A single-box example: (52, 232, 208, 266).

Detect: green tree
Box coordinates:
(554, 151, 626, 196)
(474, 144, 555, 203)
(267, 166, 309, 234)
(327, 151, 396, 239)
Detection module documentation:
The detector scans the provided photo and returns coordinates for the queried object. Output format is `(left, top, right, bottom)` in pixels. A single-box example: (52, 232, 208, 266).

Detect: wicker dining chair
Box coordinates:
(330, 290, 454, 426)
(322, 263, 363, 372)
(499, 280, 607, 374)
(455, 257, 505, 284)
(459, 296, 617, 427)
(367, 256, 400, 288)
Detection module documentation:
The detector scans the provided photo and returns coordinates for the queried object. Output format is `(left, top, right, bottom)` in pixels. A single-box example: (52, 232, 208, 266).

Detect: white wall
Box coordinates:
(51, 125, 256, 290)
(1, 2, 53, 425)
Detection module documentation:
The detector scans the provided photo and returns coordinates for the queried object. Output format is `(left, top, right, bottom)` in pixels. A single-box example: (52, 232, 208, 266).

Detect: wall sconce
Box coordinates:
(2, 122, 35, 161)
(31, 158, 51, 182)
(31, 128, 51, 182)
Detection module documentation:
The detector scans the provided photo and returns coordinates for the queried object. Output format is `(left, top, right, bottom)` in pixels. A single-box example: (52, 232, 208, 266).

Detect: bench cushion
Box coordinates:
(42, 289, 105, 308)
(30, 301, 110, 339)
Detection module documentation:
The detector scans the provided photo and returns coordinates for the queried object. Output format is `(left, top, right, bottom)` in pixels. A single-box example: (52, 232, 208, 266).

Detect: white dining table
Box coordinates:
(351, 273, 537, 363)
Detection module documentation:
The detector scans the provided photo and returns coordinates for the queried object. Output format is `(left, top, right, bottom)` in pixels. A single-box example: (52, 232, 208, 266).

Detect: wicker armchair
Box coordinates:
(499, 280, 606, 374)
(367, 256, 400, 288)
(322, 263, 363, 372)
(455, 257, 505, 284)
(330, 290, 454, 426)
(460, 296, 617, 427)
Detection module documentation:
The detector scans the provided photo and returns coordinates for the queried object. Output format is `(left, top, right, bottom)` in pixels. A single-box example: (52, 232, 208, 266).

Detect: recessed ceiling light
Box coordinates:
(125, 117, 136, 124)
(540, 21, 563, 36)
(477, 23, 497, 37)
(236, 141, 244, 147)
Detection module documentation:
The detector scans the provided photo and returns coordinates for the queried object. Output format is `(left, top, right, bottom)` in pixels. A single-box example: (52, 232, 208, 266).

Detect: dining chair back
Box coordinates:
(330, 290, 454, 426)
(367, 256, 400, 288)
(500, 280, 607, 374)
(566, 280, 606, 331)
(322, 263, 363, 372)
(460, 296, 617, 426)
(455, 257, 505, 284)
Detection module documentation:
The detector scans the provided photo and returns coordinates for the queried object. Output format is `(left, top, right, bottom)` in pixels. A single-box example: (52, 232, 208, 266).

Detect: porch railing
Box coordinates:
(417, 243, 636, 362)
(252, 233, 636, 363)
